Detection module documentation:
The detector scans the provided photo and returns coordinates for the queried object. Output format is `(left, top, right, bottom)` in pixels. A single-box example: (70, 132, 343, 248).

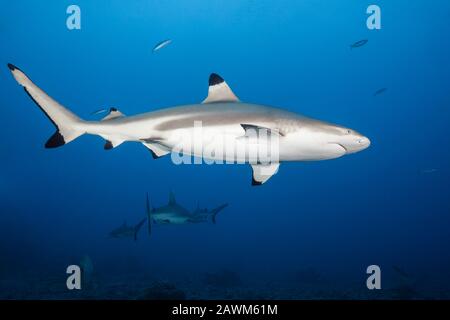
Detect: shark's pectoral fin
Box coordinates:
(202, 73, 240, 104)
(250, 163, 280, 186)
(240, 124, 285, 138)
(142, 141, 171, 159)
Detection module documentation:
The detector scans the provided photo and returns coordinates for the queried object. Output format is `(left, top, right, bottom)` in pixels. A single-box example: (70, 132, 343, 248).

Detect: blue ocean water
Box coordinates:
(1, 0, 450, 299)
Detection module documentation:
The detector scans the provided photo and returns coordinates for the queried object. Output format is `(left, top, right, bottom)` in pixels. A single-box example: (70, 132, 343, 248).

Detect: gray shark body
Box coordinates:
(8, 64, 371, 185)
(146, 192, 228, 234)
(109, 218, 147, 241)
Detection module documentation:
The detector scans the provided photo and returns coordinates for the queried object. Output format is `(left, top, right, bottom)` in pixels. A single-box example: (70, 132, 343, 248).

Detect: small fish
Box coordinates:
(153, 39, 172, 53)
(373, 88, 387, 96)
(350, 39, 368, 49)
(90, 108, 109, 115)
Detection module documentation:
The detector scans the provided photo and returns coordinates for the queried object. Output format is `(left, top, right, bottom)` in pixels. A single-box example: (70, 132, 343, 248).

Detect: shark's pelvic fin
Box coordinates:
(251, 163, 280, 186)
(101, 108, 125, 121)
(202, 73, 240, 104)
(142, 142, 170, 159)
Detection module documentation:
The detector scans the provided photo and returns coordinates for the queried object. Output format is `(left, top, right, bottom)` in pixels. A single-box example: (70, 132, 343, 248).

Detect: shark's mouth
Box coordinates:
(337, 143, 347, 152)
(330, 143, 347, 153)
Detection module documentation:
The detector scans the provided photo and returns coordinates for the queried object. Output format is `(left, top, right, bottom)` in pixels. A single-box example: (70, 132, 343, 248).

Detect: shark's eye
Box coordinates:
(346, 129, 351, 134)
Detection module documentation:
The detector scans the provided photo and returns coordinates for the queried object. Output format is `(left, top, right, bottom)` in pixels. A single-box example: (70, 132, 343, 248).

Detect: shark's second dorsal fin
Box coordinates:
(169, 191, 176, 205)
(202, 73, 240, 104)
(102, 108, 125, 121)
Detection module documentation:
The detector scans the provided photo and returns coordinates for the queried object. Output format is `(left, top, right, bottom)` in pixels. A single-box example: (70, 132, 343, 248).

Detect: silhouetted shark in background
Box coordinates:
(109, 218, 147, 241)
(146, 192, 228, 235)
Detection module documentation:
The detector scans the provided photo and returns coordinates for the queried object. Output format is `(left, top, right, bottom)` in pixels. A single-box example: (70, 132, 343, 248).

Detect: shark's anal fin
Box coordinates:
(202, 73, 240, 104)
(142, 141, 170, 159)
(103, 138, 125, 150)
(251, 163, 280, 186)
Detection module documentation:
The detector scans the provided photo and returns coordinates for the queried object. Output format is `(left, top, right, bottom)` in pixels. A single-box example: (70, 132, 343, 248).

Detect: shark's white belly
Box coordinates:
(154, 126, 345, 163)
(90, 117, 347, 163)
(161, 125, 281, 163)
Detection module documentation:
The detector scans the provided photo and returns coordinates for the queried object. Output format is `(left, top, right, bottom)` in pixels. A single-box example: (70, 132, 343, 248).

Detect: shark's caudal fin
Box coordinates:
(7, 64, 85, 148)
(146, 192, 153, 236)
(210, 204, 228, 224)
(134, 218, 147, 241)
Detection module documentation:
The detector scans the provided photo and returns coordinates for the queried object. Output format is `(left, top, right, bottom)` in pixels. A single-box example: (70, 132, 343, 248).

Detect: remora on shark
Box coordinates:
(7, 64, 370, 185)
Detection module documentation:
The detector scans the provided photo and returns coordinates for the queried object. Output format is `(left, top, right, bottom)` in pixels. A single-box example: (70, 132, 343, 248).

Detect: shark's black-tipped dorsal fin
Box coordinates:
(202, 73, 240, 104)
(169, 191, 176, 205)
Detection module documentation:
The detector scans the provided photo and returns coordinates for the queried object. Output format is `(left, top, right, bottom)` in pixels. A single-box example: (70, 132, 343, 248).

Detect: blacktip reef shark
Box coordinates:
(7, 63, 371, 185)
(146, 192, 228, 235)
(109, 218, 147, 241)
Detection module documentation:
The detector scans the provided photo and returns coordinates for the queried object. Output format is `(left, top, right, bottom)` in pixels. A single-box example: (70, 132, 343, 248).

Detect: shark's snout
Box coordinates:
(357, 136, 371, 150)
(344, 135, 371, 154)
